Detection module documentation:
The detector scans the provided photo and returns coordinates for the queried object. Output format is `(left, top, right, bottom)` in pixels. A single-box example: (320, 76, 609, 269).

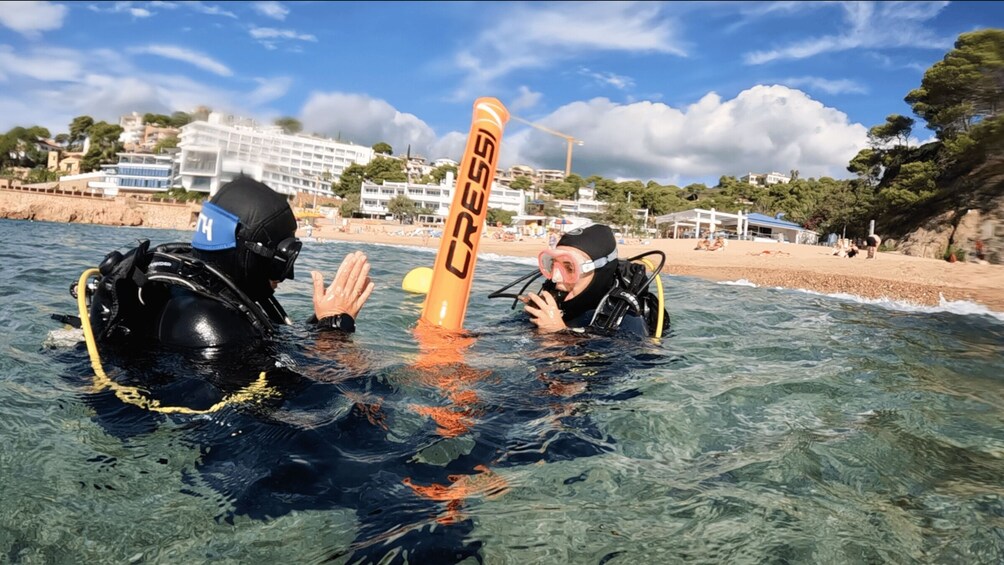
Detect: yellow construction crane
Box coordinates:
(511, 116, 584, 177)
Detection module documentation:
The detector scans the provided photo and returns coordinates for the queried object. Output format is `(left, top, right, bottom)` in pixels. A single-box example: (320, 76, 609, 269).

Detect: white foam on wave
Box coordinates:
(718, 279, 758, 287)
(793, 288, 1004, 322)
(478, 253, 536, 266)
(717, 279, 1004, 322)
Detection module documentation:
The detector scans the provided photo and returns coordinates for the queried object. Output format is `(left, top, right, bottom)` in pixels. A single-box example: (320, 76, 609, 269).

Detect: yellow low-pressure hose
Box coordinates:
(75, 269, 278, 414)
(638, 259, 665, 339)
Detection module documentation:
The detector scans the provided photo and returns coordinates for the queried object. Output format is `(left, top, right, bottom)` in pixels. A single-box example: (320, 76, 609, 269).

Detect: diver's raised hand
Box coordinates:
(521, 291, 567, 333)
(311, 251, 375, 320)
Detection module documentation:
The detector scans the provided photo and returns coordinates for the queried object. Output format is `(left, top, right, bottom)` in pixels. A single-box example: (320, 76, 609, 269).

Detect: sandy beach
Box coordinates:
(303, 220, 1004, 313)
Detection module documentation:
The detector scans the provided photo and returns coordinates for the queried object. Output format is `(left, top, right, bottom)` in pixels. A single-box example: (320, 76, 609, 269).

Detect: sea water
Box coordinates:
(1, 219, 1002, 563)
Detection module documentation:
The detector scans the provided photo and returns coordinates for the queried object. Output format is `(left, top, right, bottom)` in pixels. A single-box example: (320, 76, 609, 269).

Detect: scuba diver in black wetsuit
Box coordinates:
(69, 175, 374, 354)
(55, 177, 500, 564)
(490, 223, 669, 338)
(52, 175, 376, 418)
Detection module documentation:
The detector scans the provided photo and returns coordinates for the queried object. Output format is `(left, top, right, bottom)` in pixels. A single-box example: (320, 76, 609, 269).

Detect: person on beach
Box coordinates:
(78, 176, 374, 349)
(503, 224, 668, 337)
(866, 233, 882, 259)
(847, 241, 860, 258)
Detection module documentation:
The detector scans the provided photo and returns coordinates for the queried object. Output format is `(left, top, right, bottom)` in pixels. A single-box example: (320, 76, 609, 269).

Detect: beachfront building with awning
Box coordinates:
(654, 208, 748, 239)
(654, 208, 818, 244)
(742, 212, 818, 244)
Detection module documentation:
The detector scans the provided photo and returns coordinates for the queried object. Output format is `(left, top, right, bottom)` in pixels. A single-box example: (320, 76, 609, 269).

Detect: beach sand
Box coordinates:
(304, 221, 1004, 313)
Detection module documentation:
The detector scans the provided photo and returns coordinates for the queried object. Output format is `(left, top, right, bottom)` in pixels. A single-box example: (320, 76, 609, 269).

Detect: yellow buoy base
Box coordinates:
(402, 266, 434, 294)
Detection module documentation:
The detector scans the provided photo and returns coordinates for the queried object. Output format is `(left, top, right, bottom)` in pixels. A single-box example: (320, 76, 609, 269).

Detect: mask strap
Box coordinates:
(581, 249, 618, 274)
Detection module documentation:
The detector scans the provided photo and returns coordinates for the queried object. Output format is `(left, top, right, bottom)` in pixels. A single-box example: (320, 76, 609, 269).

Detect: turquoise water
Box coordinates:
(2, 218, 1003, 564)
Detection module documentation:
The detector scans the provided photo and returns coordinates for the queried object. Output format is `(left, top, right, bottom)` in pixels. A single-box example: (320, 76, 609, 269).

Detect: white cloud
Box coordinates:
(509, 86, 542, 112)
(131, 45, 233, 76)
(253, 1, 289, 21)
(723, 1, 818, 33)
(781, 77, 867, 95)
(0, 1, 67, 37)
(187, 1, 236, 18)
(249, 26, 317, 49)
(501, 85, 868, 183)
(0, 44, 82, 81)
(298, 85, 867, 184)
(248, 76, 292, 106)
(451, 2, 684, 100)
(86, 2, 153, 18)
(578, 67, 635, 90)
(0, 46, 285, 134)
(745, 1, 952, 64)
(300, 92, 440, 156)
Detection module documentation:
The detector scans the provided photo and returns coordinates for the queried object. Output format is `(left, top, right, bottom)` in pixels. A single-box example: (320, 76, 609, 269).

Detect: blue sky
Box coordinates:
(0, 1, 1000, 186)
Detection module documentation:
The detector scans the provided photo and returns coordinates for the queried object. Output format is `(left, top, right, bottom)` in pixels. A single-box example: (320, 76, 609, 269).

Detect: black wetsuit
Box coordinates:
(563, 307, 650, 337)
(539, 258, 661, 338)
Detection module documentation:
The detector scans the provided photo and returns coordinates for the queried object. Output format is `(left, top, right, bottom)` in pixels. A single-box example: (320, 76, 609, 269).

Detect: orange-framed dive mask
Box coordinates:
(537, 248, 617, 284)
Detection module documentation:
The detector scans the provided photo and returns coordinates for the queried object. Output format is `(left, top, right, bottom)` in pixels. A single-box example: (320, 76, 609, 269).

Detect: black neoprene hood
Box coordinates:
(556, 224, 617, 261)
(193, 176, 297, 300)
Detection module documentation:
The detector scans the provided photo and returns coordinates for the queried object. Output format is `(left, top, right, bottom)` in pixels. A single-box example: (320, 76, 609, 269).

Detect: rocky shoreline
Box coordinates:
(0, 188, 198, 229)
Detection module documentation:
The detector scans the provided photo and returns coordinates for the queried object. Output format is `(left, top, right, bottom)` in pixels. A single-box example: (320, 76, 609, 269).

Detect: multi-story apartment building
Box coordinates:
(60, 152, 178, 196)
(554, 186, 648, 224)
(555, 185, 604, 216)
(740, 171, 791, 186)
(500, 165, 567, 188)
(359, 172, 525, 222)
(118, 112, 180, 152)
(177, 113, 374, 196)
(536, 169, 565, 185)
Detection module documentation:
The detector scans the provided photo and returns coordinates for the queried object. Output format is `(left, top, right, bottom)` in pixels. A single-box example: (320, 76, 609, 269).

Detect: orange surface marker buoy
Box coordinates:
(419, 97, 509, 331)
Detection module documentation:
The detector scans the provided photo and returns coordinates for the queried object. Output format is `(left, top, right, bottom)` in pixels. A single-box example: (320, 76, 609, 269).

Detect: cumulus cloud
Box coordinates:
(745, 1, 952, 64)
(0, 1, 67, 37)
(130, 45, 232, 76)
(452, 2, 684, 100)
(300, 92, 439, 156)
(253, 1, 289, 21)
(501, 85, 868, 183)
(298, 86, 866, 184)
(781, 76, 867, 95)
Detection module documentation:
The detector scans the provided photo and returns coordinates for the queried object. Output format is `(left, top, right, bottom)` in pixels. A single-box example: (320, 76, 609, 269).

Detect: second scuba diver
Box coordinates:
(492, 223, 669, 337)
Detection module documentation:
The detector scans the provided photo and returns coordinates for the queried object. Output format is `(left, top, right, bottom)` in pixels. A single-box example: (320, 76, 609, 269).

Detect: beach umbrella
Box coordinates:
(554, 217, 573, 232)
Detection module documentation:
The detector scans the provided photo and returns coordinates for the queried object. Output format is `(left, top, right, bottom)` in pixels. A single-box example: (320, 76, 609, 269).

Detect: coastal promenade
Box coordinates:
(306, 222, 1004, 312)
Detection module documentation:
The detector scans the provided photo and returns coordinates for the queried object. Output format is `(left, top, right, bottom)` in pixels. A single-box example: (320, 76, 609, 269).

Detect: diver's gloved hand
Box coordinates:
(520, 290, 567, 333)
(311, 251, 375, 324)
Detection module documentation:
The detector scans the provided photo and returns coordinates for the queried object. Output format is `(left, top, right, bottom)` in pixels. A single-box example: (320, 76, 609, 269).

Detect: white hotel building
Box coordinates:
(177, 113, 374, 197)
(360, 172, 526, 222)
